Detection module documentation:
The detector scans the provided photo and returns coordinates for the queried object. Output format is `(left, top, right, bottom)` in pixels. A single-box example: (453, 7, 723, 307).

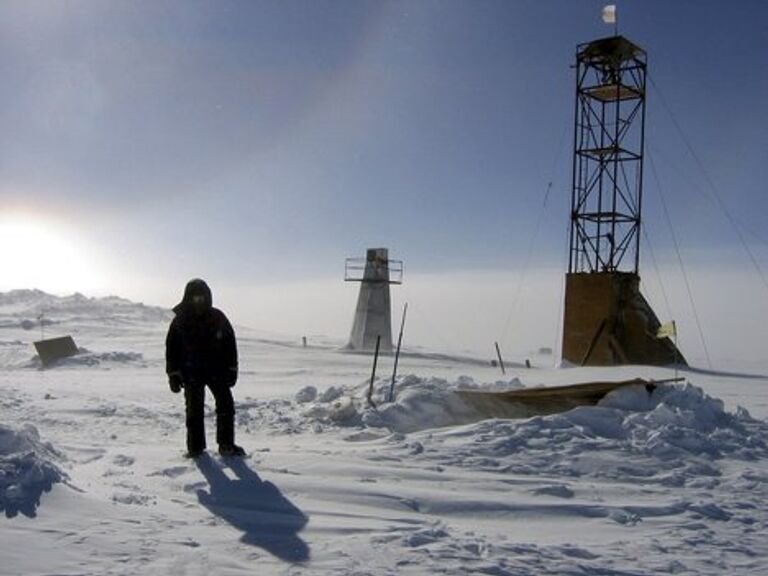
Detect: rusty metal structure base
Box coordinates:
(562, 272, 685, 366)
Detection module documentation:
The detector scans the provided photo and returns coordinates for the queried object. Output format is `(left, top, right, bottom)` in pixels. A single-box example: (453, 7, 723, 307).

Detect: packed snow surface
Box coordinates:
(1, 290, 767, 575)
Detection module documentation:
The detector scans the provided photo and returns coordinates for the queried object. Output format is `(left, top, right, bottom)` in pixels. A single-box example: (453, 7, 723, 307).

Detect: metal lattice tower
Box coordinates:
(569, 36, 647, 274)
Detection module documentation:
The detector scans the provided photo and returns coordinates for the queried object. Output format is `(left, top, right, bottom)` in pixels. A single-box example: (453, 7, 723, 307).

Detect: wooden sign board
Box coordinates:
(33, 336, 79, 366)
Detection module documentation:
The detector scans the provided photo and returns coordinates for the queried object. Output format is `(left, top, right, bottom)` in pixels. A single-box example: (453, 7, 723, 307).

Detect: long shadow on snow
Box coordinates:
(195, 455, 310, 563)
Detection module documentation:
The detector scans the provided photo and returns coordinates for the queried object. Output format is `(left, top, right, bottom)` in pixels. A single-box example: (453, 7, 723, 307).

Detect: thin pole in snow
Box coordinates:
(494, 341, 506, 375)
(673, 321, 679, 382)
(367, 335, 381, 408)
(388, 303, 408, 403)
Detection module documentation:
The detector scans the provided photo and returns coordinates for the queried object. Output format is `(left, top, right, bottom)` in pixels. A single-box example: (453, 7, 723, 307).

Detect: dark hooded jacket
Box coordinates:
(165, 279, 238, 386)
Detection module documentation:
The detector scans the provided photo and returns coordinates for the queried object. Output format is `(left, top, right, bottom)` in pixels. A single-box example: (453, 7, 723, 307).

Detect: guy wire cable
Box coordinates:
(499, 123, 570, 348)
(648, 150, 713, 369)
(641, 223, 674, 323)
(649, 74, 768, 294)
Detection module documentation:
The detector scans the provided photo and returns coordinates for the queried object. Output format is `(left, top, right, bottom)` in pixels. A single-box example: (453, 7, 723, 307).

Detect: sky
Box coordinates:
(1, 0, 767, 363)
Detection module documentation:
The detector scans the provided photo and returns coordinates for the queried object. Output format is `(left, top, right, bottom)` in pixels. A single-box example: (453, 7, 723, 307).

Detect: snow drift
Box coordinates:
(0, 423, 65, 518)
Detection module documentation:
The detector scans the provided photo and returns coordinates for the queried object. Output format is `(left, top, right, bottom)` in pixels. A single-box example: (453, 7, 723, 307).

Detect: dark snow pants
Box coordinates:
(184, 382, 235, 452)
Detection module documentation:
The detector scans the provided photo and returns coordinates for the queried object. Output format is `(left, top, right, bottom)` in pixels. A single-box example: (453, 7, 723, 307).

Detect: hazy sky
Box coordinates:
(1, 1, 767, 362)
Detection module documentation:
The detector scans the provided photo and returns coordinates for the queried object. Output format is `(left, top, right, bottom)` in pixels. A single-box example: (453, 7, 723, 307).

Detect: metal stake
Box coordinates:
(494, 341, 506, 375)
(367, 335, 382, 408)
(388, 303, 408, 402)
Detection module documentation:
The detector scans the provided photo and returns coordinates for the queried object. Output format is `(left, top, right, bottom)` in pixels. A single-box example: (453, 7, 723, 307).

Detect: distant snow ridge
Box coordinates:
(0, 423, 65, 518)
(0, 289, 171, 326)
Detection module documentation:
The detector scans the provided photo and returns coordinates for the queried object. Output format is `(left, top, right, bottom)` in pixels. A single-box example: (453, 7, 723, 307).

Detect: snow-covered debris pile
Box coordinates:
(23, 349, 146, 370)
(359, 374, 523, 433)
(600, 382, 759, 458)
(238, 375, 520, 435)
(293, 374, 523, 434)
(243, 375, 768, 483)
(414, 382, 768, 482)
(288, 376, 768, 488)
(0, 423, 66, 518)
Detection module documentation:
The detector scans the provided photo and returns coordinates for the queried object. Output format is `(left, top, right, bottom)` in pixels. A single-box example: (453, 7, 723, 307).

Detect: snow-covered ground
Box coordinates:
(1, 289, 767, 575)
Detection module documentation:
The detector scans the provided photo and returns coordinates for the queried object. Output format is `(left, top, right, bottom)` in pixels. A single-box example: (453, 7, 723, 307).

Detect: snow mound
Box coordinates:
(295, 386, 318, 404)
(419, 382, 768, 483)
(358, 374, 523, 433)
(291, 377, 768, 473)
(0, 423, 66, 518)
(289, 374, 522, 434)
(240, 375, 768, 490)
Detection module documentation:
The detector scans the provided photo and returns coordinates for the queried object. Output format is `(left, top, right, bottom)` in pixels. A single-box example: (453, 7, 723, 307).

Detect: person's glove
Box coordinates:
(226, 366, 238, 388)
(168, 374, 183, 394)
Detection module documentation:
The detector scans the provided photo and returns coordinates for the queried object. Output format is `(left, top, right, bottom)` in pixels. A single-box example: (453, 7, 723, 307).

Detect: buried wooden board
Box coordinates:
(33, 336, 79, 366)
(455, 378, 682, 419)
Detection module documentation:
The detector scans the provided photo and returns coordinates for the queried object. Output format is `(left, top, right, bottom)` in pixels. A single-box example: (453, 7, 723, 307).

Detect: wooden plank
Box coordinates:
(455, 378, 682, 419)
(584, 84, 642, 102)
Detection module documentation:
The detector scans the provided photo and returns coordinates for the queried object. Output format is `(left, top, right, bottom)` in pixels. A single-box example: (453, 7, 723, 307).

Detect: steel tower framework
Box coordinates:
(569, 36, 647, 274)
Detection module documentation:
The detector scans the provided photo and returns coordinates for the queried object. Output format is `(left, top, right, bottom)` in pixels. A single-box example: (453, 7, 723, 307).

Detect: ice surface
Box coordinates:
(0, 289, 767, 575)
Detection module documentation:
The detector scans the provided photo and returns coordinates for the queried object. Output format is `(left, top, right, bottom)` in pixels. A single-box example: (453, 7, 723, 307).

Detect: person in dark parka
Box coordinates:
(166, 279, 244, 457)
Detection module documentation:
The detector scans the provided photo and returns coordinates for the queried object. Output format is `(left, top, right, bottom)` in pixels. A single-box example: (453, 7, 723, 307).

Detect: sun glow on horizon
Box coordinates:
(0, 215, 108, 295)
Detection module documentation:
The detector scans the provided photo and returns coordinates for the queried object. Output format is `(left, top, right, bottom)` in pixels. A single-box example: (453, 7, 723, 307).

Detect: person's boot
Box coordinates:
(218, 444, 245, 457)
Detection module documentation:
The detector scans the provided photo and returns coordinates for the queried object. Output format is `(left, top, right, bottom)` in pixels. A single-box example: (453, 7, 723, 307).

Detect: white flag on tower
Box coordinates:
(602, 5, 617, 24)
